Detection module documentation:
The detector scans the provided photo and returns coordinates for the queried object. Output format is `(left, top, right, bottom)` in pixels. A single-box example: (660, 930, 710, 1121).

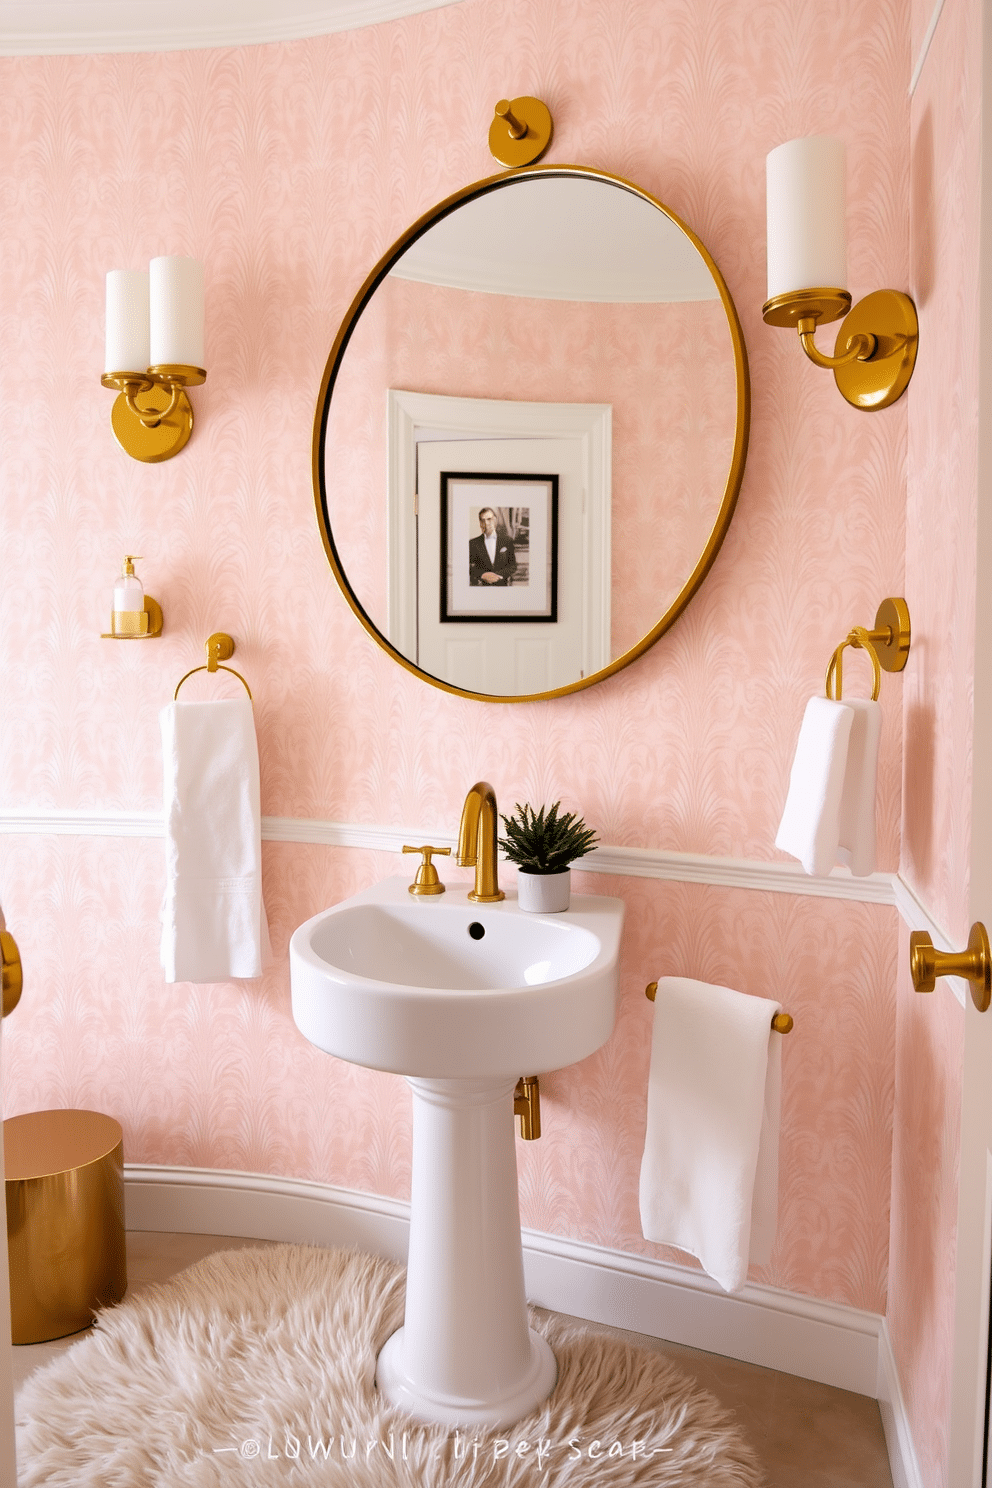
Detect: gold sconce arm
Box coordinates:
(797, 316, 876, 370)
(910, 923, 992, 1012)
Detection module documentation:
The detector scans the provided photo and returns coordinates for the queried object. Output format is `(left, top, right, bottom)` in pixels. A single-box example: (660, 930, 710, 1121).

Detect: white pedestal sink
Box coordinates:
(290, 875, 625, 1428)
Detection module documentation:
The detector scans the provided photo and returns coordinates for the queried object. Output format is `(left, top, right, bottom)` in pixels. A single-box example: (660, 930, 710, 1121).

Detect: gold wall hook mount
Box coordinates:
(910, 922, 992, 1011)
(488, 96, 553, 167)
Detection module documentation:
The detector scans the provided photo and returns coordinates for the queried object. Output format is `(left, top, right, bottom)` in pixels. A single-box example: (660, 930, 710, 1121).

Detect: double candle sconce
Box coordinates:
(764, 137, 918, 411)
(102, 255, 205, 463)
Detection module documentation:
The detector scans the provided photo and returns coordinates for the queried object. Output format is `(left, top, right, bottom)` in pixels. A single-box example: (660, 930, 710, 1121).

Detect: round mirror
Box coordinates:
(313, 166, 749, 701)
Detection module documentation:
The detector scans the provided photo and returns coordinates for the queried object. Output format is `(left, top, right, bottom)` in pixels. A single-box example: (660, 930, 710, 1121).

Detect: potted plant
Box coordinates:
(499, 802, 598, 913)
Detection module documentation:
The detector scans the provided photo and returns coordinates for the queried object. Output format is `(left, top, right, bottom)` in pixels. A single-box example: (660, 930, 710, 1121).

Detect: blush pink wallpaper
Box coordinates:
(0, 0, 913, 1324)
(326, 278, 737, 660)
(886, 0, 981, 1479)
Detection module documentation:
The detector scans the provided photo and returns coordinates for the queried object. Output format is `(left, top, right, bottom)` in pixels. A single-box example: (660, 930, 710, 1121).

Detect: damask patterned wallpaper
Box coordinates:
(0, 0, 914, 1326)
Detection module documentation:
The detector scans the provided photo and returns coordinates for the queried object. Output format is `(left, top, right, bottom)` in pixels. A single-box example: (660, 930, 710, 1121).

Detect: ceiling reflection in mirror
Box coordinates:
(315, 169, 749, 700)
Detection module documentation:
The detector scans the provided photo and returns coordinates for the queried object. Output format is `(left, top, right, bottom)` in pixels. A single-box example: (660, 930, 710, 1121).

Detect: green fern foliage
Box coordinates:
(498, 801, 598, 876)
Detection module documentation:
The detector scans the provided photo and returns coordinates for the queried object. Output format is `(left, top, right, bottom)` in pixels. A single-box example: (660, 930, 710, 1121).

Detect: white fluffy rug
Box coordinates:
(16, 1245, 763, 1486)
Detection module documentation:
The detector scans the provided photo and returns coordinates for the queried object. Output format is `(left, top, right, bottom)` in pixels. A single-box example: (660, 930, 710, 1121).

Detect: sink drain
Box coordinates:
(467, 922, 485, 940)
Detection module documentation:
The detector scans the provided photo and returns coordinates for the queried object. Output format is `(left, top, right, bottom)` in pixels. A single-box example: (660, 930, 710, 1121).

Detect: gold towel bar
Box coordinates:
(644, 982, 793, 1034)
(825, 597, 911, 702)
(174, 632, 252, 701)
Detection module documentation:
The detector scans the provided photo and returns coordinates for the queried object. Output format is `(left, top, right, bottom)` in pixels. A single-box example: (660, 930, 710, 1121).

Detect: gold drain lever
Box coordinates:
(910, 922, 992, 1012)
(514, 1076, 541, 1140)
(402, 844, 451, 896)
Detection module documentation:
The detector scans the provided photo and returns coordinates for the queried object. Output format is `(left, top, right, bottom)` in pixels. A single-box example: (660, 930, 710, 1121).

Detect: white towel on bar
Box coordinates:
(160, 698, 271, 983)
(774, 696, 855, 876)
(639, 977, 782, 1294)
(835, 697, 881, 878)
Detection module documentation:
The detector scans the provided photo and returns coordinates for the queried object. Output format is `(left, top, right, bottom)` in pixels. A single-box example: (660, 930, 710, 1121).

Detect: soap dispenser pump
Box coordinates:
(102, 555, 163, 639)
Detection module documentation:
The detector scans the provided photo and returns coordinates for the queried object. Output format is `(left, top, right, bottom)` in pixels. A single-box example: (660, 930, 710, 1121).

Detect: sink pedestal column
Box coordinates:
(375, 1076, 557, 1428)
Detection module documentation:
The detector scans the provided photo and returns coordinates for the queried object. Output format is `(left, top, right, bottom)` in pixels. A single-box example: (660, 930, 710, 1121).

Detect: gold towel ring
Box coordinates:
(174, 632, 252, 701)
(825, 626, 881, 702)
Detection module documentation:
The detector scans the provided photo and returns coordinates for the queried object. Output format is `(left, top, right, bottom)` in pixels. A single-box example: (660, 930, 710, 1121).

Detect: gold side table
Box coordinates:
(4, 1110, 127, 1343)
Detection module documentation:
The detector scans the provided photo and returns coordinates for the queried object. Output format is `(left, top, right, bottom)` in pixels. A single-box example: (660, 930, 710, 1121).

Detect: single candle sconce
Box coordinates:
(910, 923, 992, 1013)
(102, 256, 206, 463)
(763, 137, 918, 411)
(101, 556, 163, 640)
(488, 96, 554, 167)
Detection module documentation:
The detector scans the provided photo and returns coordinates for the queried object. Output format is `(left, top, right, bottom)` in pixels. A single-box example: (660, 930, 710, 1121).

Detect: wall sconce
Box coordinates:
(101, 556, 163, 639)
(101, 256, 205, 462)
(763, 137, 918, 411)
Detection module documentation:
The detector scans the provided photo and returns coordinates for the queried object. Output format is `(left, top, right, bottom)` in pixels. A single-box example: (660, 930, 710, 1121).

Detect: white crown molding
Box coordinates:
(124, 1162, 885, 1400)
(0, 804, 903, 906)
(0, 0, 464, 57)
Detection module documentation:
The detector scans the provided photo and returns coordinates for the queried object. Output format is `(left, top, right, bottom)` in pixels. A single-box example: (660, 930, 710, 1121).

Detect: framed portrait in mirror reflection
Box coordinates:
(440, 473, 559, 623)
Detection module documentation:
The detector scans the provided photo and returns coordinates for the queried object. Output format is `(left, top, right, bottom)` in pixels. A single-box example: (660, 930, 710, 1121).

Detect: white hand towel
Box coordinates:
(639, 977, 782, 1293)
(160, 698, 271, 983)
(836, 697, 881, 878)
(775, 696, 854, 876)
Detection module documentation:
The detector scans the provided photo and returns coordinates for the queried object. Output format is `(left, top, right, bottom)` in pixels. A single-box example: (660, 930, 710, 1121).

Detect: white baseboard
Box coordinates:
(125, 1163, 882, 1399)
(876, 1321, 926, 1488)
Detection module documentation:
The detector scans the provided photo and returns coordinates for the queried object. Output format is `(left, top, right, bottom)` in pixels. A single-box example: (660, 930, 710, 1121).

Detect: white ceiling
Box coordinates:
(0, 0, 464, 55)
(392, 177, 720, 304)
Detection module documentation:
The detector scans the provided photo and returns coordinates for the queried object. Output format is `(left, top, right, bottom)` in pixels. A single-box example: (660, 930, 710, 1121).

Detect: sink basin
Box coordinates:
(290, 875, 624, 1078)
(289, 874, 625, 1430)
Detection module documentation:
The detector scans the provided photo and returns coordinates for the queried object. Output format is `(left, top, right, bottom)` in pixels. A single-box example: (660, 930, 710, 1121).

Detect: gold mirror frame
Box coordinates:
(312, 164, 750, 702)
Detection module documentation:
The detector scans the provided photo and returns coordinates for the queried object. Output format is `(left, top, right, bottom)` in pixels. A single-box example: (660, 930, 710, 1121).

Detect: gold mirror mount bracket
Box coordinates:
(488, 97, 553, 167)
(402, 844, 452, 896)
(1, 930, 23, 1018)
(101, 365, 206, 463)
(762, 288, 918, 410)
(910, 922, 992, 1012)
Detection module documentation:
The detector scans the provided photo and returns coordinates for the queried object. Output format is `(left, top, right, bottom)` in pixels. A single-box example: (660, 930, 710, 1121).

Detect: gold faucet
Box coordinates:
(457, 781, 505, 903)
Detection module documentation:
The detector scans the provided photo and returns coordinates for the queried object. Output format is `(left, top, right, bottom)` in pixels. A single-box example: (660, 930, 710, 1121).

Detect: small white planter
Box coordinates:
(516, 868, 571, 913)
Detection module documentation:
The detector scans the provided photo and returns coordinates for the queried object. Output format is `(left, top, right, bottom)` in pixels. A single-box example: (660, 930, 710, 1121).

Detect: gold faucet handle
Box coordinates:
(402, 845, 451, 897)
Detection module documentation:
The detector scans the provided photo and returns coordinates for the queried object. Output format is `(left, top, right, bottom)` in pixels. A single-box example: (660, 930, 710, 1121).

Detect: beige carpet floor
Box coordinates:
(15, 1244, 763, 1485)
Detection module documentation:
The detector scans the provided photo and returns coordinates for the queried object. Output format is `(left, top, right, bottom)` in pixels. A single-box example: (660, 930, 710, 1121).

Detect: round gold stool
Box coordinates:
(4, 1110, 127, 1343)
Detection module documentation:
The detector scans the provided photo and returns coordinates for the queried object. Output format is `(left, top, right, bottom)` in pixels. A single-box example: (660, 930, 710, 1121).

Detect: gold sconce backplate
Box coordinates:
(832, 290, 919, 411)
(488, 97, 553, 167)
(910, 921, 991, 1012)
(106, 382, 193, 463)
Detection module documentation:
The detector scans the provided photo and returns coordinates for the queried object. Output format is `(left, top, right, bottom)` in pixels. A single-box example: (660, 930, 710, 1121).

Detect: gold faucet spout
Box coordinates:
(457, 781, 505, 903)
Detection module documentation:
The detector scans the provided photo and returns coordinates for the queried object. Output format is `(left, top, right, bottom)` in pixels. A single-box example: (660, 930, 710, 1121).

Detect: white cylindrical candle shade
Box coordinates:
(149, 255, 204, 368)
(766, 136, 847, 302)
(105, 270, 150, 374)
